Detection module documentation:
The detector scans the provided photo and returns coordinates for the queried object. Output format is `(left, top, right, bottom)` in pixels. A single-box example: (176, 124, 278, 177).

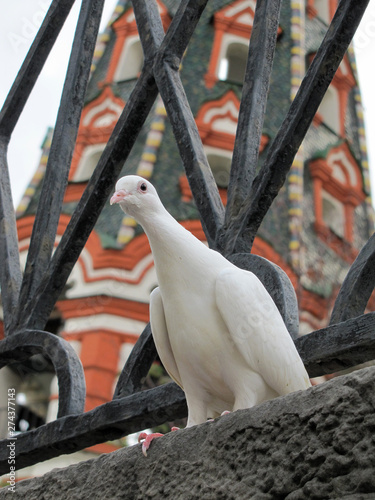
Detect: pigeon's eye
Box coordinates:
(140, 183, 147, 193)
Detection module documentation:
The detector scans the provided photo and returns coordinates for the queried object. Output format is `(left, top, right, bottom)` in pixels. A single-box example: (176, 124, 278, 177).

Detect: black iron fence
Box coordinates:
(0, 0, 373, 474)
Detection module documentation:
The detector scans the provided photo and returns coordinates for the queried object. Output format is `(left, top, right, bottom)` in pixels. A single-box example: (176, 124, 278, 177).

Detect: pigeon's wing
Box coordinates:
(150, 287, 183, 388)
(215, 268, 310, 395)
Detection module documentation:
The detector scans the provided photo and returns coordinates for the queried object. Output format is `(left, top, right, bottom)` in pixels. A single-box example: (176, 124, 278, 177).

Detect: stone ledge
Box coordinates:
(2, 367, 375, 499)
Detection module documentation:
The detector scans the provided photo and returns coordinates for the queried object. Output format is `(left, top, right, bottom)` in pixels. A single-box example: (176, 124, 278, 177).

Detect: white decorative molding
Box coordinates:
(82, 98, 122, 127)
(63, 314, 146, 336)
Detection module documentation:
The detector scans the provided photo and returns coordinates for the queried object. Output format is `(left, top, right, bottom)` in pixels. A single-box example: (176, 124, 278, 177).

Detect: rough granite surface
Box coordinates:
(3, 367, 375, 500)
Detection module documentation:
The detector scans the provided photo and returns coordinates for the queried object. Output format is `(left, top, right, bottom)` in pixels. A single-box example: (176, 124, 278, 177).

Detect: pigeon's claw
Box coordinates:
(138, 427, 180, 457)
(138, 432, 163, 457)
(207, 411, 230, 423)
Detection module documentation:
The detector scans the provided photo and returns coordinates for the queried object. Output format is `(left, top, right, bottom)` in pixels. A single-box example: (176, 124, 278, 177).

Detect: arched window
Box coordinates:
(310, 53, 355, 137)
(219, 42, 248, 84)
(68, 87, 124, 189)
(309, 142, 366, 260)
(207, 151, 232, 188)
(322, 191, 344, 238)
(104, 2, 170, 84)
(205, 0, 255, 88)
(205, 0, 282, 88)
(114, 37, 144, 82)
(314, 0, 330, 24)
(194, 90, 268, 191)
(179, 90, 269, 203)
(74, 144, 105, 182)
(318, 86, 340, 135)
(306, 0, 337, 23)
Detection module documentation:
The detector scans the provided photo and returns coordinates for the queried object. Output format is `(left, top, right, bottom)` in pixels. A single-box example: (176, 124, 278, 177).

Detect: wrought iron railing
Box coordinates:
(0, 0, 373, 474)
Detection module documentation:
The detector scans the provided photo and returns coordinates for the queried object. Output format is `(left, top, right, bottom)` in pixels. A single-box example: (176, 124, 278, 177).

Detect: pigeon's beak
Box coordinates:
(110, 189, 128, 205)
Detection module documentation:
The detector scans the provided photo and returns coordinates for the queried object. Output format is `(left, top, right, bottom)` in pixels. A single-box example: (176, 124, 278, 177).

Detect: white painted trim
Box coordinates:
(223, 0, 256, 19)
(82, 98, 122, 127)
(63, 314, 146, 336)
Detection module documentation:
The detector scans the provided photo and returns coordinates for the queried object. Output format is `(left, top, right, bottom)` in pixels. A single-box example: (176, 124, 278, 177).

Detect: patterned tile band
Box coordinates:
(116, 95, 168, 246)
(288, 0, 306, 270)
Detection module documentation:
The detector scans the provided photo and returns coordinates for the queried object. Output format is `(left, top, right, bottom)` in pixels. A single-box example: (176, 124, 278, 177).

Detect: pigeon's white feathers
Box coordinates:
(150, 287, 183, 388)
(111, 175, 311, 426)
(215, 267, 311, 395)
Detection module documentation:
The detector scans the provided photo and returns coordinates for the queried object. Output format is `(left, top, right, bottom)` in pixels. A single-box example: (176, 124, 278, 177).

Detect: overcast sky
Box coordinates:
(0, 1, 375, 207)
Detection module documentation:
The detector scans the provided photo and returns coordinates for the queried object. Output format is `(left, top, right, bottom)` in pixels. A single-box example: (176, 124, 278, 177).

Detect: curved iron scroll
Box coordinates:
(229, 253, 300, 339)
(113, 324, 158, 400)
(330, 233, 375, 325)
(0, 330, 85, 418)
(0, 0, 373, 474)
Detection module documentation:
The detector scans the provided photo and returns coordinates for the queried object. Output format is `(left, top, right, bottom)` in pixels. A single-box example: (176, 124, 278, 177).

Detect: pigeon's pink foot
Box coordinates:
(138, 427, 180, 456)
(138, 432, 163, 457)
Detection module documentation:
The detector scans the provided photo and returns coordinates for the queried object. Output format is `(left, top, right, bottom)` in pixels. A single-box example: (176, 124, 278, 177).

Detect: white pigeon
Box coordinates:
(111, 175, 311, 451)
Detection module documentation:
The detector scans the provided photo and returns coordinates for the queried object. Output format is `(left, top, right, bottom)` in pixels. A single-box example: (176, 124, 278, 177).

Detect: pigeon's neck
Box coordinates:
(141, 207, 208, 269)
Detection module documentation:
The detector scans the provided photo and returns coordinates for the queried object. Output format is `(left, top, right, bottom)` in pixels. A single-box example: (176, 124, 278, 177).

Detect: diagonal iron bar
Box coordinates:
(0, 0, 77, 335)
(296, 312, 375, 377)
(330, 232, 375, 325)
(17, 0, 221, 331)
(0, 0, 76, 139)
(114, 324, 158, 399)
(0, 330, 85, 418)
(155, 66, 225, 247)
(14, 0, 105, 332)
(221, 0, 370, 255)
(131, 0, 165, 59)
(134, 0, 225, 247)
(0, 382, 187, 476)
(20, 71, 159, 331)
(224, 0, 282, 226)
(0, 141, 22, 334)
